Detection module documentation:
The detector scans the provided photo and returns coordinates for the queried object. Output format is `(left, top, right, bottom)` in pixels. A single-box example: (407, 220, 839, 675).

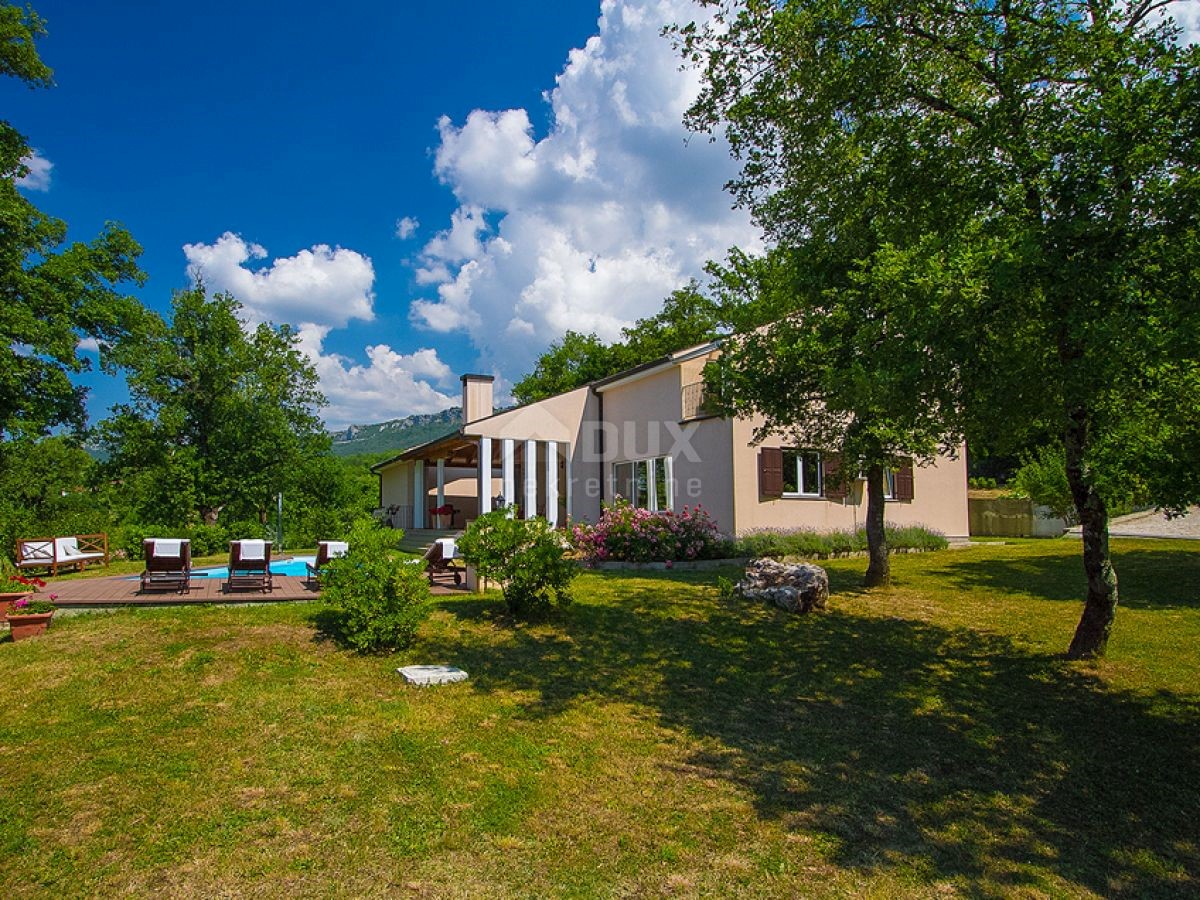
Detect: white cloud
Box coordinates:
(16, 150, 52, 191)
(182, 233, 460, 429)
(295, 325, 457, 428)
(409, 0, 759, 375)
(1163, 0, 1200, 44)
(183, 232, 376, 330)
(395, 216, 420, 239)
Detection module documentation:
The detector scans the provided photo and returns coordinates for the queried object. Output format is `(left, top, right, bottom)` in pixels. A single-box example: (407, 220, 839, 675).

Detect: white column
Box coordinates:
(545, 440, 559, 527)
(413, 460, 426, 529)
(564, 445, 573, 524)
(501, 439, 516, 513)
(524, 439, 538, 520)
(436, 458, 445, 507)
(478, 437, 492, 515)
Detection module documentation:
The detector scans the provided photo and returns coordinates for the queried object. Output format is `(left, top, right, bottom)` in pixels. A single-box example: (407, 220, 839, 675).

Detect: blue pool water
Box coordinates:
(126, 556, 317, 580)
(189, 556, 316, 579)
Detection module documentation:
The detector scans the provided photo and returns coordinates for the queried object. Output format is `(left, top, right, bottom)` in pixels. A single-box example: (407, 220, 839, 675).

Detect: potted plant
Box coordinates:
(0, 565, 45, 618)
(6, 595, 57, 641)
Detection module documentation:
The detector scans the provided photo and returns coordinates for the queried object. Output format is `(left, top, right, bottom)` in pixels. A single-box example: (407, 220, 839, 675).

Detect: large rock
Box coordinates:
(734, 558, 829, 613)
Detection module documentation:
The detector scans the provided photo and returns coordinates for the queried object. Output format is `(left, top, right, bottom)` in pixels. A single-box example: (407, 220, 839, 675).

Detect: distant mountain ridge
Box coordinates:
(329, 408, 462, 458)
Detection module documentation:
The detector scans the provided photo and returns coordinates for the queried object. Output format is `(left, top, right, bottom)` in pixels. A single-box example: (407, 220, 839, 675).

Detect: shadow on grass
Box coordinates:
(928, 546, 1200, 610)
(426, 570, 1200, 897)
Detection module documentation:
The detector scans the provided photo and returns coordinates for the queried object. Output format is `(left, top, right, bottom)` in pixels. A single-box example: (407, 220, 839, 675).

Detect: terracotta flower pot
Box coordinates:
(0, 591, 33, 620)
(7, 610, 54, 641)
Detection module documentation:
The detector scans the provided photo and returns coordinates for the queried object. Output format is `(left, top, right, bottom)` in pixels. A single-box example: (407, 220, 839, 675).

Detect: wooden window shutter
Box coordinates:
(759, 447, 783, 499)
(895, 459, 915, 501)
(822, 454, 848, 501)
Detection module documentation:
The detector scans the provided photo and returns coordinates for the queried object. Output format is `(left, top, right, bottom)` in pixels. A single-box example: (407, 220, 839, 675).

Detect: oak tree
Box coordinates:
(677, 0, 1200, 656)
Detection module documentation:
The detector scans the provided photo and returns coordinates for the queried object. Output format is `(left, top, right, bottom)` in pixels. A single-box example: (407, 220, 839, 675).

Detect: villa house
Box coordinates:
(371, 342, 969, 539)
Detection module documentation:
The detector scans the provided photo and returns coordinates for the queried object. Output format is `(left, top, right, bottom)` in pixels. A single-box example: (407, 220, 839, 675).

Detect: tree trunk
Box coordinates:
(1064, 416, 1118, 659)
(863, 464, 890, 587)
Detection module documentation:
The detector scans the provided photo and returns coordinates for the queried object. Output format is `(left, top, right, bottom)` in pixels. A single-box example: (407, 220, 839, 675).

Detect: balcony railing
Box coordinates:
(681, 381, 716, 420)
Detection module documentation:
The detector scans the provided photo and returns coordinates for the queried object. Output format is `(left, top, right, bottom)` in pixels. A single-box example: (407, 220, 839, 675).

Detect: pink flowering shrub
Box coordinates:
(571, 499, 730, 563)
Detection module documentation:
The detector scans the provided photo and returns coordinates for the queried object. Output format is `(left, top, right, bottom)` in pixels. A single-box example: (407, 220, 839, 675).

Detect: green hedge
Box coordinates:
(116, 522, 273, 560)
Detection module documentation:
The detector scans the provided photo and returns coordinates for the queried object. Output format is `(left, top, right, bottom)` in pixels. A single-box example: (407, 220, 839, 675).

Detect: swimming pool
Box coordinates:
(186, 556, 316, 579)
(122, 556, 320, 583)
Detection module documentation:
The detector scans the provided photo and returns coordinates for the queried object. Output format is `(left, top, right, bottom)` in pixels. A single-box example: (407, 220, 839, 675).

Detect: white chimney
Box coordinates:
(461, 374, 494, 424)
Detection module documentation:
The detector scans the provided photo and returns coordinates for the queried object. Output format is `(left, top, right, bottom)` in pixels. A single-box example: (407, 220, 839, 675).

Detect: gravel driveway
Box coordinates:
(1068, 506, 1200, 540)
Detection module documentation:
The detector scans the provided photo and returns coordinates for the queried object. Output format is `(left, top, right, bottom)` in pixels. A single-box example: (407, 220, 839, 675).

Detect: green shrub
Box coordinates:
(734, 524, 947, 559)
(736, 530, 792, 559)
(458, 509, 577, 617)
(1008, 445, 1078, 525)
(321, 521, 431, 652)
(886, 524, 950, 552)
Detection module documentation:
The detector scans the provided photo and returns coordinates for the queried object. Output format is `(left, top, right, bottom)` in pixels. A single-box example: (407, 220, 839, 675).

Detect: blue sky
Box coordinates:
(4, 0, 763, 429)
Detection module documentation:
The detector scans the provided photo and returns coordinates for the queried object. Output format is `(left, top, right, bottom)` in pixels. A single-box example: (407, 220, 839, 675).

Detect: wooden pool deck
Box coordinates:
(41, 572, 469, 609)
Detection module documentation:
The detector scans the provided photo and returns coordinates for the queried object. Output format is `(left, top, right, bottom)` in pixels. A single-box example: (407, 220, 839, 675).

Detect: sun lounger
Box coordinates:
(140, 538, 191, 594)
(423, 537, 463, 586)
(225, 540, 273, 593)
(305, 540, 348, 589)
(16, 533, 109, 576)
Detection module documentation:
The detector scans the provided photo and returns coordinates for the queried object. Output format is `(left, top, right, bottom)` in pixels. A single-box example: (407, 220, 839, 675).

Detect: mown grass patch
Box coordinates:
(1, 538, 1197, 897)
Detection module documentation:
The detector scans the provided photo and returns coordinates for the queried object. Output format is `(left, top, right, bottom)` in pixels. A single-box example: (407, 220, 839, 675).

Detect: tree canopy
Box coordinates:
(705, 242, 974, 585)
(99, 284, 328, 529)
(0, 1, 151, 441)
(676, 0, 1200, 655)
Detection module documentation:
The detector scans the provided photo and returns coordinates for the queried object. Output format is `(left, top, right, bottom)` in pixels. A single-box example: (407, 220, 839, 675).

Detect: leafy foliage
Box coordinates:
(281, 454, 378, 549)
(675, 0, 1200, 656)
(1008, 445, 1079, 526)
(571, 499, 730, 563)
(457, 510, 577, 617)
(0, 1, 152, 440)
(9, 596, 54, 614)
(320, 520, 431, 652)
(0, 436, 107, 557)
(99, 283, 328, 530)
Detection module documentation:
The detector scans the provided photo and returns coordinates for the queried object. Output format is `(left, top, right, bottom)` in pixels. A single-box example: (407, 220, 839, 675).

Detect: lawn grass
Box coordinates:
(1, 538, 1197, 897)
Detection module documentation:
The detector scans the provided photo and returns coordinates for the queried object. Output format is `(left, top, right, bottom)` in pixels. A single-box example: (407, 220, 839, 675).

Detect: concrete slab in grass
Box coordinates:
(398, 665, 469, 686)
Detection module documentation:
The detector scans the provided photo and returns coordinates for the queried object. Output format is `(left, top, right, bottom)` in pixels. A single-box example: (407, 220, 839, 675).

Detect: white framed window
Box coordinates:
(883, 468, 897, 500)
(613, 456, 673, 511)
(782, 449, 822, 497)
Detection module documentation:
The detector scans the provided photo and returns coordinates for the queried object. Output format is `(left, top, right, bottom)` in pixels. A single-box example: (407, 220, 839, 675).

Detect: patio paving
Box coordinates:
(41, 571, 470, 609)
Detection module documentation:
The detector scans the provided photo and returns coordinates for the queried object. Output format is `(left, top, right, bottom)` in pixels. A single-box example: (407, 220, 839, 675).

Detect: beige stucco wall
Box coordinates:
(730, 416, 970, 539)
(599, 363, 738, 533)
(377, 460, 413, 510)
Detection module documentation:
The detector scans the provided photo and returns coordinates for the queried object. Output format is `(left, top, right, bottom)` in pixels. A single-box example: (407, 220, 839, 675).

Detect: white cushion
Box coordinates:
(237, 539, 268, 561)
(153, 539, 183, 557)
(324, 541, 349, 558)
(55, 537, 80, 558)
(436, 537, 459, 559)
